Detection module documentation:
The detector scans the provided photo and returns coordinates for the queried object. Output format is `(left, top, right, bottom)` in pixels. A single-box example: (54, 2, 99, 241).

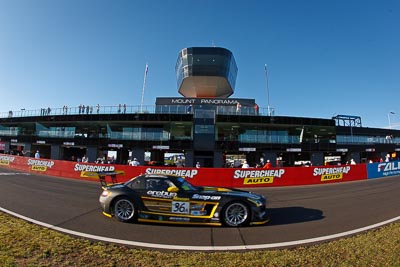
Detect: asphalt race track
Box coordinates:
(0, 167, 399, 251)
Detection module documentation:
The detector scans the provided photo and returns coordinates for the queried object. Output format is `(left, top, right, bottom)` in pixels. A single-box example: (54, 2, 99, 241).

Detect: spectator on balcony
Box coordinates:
(236, 102, 241, 113)
(254, 103, 259, 115)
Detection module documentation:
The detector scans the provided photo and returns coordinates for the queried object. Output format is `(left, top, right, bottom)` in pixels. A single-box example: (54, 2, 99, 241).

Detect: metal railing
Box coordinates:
(1, 105, 275, 119)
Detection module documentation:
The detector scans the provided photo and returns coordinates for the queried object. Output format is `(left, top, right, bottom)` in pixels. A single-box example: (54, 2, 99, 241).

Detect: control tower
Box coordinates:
(175, 47, 238, 98)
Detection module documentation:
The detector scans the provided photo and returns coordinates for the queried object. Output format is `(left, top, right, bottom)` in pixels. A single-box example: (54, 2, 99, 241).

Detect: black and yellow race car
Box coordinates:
(99, 173, 269, 227)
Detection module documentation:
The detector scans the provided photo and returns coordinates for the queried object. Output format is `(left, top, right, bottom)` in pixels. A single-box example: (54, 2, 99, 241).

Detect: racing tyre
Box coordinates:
(113, 197, 137, 223)
(222, 201, 250, 227)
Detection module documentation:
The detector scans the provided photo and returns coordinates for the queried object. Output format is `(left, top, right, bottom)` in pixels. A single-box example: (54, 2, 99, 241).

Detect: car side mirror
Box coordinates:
(167, 186, 179, 193)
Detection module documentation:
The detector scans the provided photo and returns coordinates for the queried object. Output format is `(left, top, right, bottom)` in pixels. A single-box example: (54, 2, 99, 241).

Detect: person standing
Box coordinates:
(129, 158, 140, 166)
(82, 155, 88, 163)
(186, 104, 193, 114)
(242, 161, 250, 168)
(263, 160, 272, 168)
(236, 102, 241, 113)
(254, 103, 259, 115)
(35, 150, 40, 159)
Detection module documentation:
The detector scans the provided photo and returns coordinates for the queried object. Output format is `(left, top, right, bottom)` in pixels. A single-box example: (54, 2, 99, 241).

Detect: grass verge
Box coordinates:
(0, 212, 399, 267)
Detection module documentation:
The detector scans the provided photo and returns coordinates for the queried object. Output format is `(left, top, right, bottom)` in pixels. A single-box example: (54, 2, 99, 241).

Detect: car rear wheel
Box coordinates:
(113, 197, 137, 223)
(222, 201, 250, 227)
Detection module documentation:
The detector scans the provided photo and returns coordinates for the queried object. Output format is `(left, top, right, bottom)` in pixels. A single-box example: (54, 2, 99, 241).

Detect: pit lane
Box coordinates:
(0, 168, 399, 251)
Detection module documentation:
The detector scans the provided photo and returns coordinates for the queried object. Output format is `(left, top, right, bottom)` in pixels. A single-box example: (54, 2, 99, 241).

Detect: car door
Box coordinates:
(140, 177, 177, 214)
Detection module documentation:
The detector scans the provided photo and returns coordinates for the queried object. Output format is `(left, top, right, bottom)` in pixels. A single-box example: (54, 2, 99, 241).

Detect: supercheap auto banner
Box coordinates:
(0, 154, 369, 188)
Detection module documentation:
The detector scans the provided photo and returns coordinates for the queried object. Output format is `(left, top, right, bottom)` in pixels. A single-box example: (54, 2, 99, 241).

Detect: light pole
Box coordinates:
(264, 64, 271, 116)
(388, 111, 395, 129)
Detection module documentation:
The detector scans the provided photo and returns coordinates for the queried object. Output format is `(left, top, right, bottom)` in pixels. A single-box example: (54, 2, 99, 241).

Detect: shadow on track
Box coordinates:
(267, 207, 324, 226)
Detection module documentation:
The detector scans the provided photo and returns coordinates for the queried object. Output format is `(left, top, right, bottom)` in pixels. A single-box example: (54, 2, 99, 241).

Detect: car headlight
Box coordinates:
(101, 190, 111, 197)
(247, 198, 263, 207)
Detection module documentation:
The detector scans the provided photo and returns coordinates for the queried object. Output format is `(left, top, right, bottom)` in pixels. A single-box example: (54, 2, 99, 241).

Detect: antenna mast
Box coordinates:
(264, 64, 271, 116)
(140, 63, 148, 113)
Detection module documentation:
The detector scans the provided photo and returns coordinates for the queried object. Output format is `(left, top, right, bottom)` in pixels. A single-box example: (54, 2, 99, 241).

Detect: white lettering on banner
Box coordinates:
(200, 99, 238, 105)
(377, 162, 400, 172)
(27, 159, 55, 168)
(0, 156, 15, 162)
(145, 168, 198, 179)
(171, 99, 196, 104)
(313, 166, 351, 176)
(233, 169, 285, 179)
(74, 164, 115, 172)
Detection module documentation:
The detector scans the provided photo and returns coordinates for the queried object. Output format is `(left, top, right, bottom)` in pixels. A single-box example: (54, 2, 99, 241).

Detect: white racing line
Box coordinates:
(0, 206, 399, 251)
(0, 172, 30, 175)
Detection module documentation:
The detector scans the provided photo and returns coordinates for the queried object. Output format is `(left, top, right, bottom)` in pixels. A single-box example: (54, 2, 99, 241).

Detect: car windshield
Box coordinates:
(174, 177, 198, 191)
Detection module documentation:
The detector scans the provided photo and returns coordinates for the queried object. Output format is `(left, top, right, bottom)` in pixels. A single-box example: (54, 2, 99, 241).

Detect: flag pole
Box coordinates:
(264, 64, 271, 116)
(388, 111, 395, 129)
(140, 63, 148, 113)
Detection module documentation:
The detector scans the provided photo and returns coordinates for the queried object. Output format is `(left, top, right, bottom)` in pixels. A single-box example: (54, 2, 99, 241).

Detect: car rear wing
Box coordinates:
(81, 170, 125, 187)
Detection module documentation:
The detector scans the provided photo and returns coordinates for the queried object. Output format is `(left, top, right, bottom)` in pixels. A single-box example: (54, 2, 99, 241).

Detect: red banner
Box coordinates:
(0, 154, 367, 188)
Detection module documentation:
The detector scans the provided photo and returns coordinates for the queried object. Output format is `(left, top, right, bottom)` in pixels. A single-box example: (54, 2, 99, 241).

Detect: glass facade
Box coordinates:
(176, 47, 238, 98)
(336, 135, 400, 145)
(2, 107, 398, 146)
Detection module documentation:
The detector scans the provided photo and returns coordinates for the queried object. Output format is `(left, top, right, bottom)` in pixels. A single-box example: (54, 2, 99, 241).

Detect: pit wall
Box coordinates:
(0, 154, 398, 188)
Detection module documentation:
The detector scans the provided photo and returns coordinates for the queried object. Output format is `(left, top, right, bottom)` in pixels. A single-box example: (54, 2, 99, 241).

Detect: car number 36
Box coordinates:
(172, 201, 190, 214)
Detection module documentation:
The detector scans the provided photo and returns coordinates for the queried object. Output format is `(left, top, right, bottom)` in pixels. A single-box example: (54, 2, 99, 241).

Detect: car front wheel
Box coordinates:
(113, 197, 137, 223)
(222, 201, 250, 227)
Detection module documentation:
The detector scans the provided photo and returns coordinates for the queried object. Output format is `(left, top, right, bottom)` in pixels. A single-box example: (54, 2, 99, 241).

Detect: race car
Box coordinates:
(99, 173, 269, 227)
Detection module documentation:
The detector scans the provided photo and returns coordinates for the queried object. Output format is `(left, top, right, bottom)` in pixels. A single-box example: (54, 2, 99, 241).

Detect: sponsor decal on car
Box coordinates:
(192, 194, 221, 201)
(147, 190, 177, 199)
(145, 168, 198, 178)
(27, 159, 55, 171)
(313, 166, 350, 181)
(169, 217, 190, 222)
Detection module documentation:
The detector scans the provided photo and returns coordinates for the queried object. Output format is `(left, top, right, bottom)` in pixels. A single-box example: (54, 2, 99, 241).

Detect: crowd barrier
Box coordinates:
(0, 154, 398, 188)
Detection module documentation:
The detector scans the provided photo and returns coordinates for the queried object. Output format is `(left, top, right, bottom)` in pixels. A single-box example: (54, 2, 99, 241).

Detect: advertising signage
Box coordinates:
(0, 153, 368, 188)
(155, 97, 255, 107)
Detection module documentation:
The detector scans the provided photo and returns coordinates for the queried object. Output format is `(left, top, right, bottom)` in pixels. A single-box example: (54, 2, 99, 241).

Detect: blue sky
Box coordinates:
(0, 0, 399, 128)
